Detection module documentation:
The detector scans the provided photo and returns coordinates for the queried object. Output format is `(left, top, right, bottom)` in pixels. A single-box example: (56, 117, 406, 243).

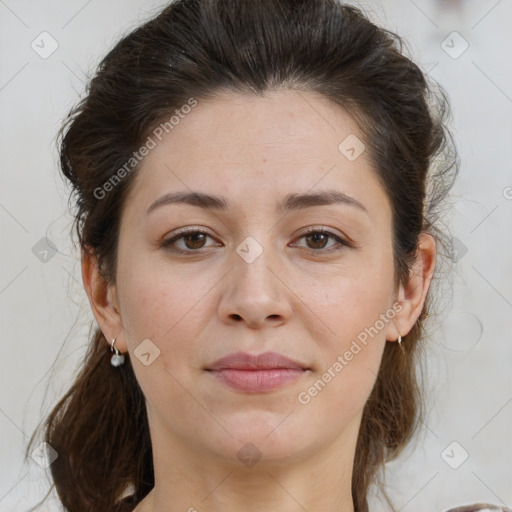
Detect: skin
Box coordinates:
(82, 89, 436, 512)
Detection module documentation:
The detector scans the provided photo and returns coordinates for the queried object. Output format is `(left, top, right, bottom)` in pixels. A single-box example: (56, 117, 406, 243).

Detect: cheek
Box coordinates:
(298, 311, 386, 427)
(118, 249, 202, 334)
(294, 352, 381, 448)
(313, 268, 394, 340)
(305, 264, 393, 404)
(117, 255, 220, 381)
(119, 270, 209, 416)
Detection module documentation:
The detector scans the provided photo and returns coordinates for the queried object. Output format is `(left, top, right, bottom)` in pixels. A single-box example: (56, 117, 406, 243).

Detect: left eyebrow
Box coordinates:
(146, 189, 369, 216)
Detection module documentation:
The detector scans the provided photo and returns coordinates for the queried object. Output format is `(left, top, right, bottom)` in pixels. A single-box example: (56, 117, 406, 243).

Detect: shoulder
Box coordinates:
(444, 504, 512, 512)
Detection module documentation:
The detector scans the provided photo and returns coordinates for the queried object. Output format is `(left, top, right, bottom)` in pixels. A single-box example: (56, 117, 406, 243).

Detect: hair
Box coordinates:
(26, 0, 459, 511)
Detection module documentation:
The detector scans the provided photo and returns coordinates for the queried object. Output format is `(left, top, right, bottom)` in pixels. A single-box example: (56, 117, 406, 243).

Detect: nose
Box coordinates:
(217, 238, 293, 329)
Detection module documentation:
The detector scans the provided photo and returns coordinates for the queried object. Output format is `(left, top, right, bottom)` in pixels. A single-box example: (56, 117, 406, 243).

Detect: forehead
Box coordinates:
(125, 89, 390, 221)
(144, 89, 362, 164)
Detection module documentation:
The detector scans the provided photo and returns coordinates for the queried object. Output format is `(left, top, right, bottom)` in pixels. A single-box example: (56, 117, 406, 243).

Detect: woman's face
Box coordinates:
(107, 90, 410, 467)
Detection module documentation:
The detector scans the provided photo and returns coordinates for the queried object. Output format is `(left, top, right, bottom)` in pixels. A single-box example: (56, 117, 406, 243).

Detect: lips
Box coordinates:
(206, 351, 309, 371)
(205, 351, 309, 393)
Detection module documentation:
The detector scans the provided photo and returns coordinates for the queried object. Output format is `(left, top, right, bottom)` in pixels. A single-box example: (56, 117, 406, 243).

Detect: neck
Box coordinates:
(133, 414, 361, 512)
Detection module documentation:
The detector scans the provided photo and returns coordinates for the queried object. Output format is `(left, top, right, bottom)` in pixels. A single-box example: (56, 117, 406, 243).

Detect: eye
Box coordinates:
(160, 227, 350, 255)
(160, 228, 220, 254)
(292, 227, 349, 253)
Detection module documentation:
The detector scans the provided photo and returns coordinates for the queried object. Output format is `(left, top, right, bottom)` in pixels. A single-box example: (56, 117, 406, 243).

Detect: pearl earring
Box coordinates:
(110, 337, 125, 367)
(397, 334, 405, 352)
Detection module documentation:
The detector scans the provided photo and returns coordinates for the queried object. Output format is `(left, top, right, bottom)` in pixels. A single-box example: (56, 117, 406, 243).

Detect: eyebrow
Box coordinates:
(146, 189, 369, 216)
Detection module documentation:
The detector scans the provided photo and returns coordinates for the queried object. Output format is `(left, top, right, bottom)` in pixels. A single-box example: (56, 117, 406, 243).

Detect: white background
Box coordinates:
(0, 0, 511, 510)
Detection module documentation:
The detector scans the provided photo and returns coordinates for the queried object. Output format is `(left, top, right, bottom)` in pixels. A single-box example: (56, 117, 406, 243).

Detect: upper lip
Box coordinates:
(206, 351, 309, 371)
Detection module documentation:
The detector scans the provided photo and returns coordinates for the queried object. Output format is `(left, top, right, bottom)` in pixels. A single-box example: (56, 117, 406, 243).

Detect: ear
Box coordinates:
(386, 233, 437, 342)
(81, 246, 128, 353)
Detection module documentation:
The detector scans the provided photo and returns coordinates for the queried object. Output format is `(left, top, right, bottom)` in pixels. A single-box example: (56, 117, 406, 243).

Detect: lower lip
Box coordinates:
(208, 368, 306, 392)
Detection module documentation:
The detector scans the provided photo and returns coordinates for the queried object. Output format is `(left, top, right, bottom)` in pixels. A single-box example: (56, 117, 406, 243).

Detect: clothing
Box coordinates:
(445, 504, 512, 512)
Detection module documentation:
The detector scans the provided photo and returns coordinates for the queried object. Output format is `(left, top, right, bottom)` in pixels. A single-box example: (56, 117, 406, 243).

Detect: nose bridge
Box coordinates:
(218, 230, 292, 326)
(233, 233, 279, 293)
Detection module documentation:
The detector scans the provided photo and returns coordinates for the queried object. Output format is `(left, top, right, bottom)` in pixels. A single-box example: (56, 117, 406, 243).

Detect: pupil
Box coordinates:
(187, 233, 205, 248)
(309, 233, 326, 248)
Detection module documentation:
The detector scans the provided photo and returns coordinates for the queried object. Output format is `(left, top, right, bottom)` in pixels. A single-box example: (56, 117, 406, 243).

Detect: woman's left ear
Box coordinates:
(387, 233, 437, 341)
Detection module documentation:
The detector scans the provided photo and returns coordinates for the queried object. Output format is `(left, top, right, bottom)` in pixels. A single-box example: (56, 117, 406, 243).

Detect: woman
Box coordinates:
(26, 0, 511, 511)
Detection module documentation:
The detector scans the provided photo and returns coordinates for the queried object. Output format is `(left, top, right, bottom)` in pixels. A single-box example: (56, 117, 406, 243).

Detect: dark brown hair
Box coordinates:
(27, 0, 459, 511)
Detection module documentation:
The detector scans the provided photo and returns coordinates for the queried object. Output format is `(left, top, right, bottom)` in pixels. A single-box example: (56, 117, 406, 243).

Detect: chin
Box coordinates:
(210, 412, 313, 462)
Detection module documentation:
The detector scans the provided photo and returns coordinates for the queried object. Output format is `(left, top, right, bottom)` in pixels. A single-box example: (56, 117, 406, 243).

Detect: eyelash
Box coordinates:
(160, 227, 350, 255)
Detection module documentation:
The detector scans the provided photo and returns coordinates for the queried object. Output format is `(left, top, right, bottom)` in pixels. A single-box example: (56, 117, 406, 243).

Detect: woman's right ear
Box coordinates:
(80, 246, 127, 352)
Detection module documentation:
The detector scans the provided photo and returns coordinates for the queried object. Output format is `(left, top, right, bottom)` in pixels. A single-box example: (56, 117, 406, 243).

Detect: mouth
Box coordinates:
(207, 368, 307, 393)
(205, 351, 309, 372)
(205, 351, 310, 393)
